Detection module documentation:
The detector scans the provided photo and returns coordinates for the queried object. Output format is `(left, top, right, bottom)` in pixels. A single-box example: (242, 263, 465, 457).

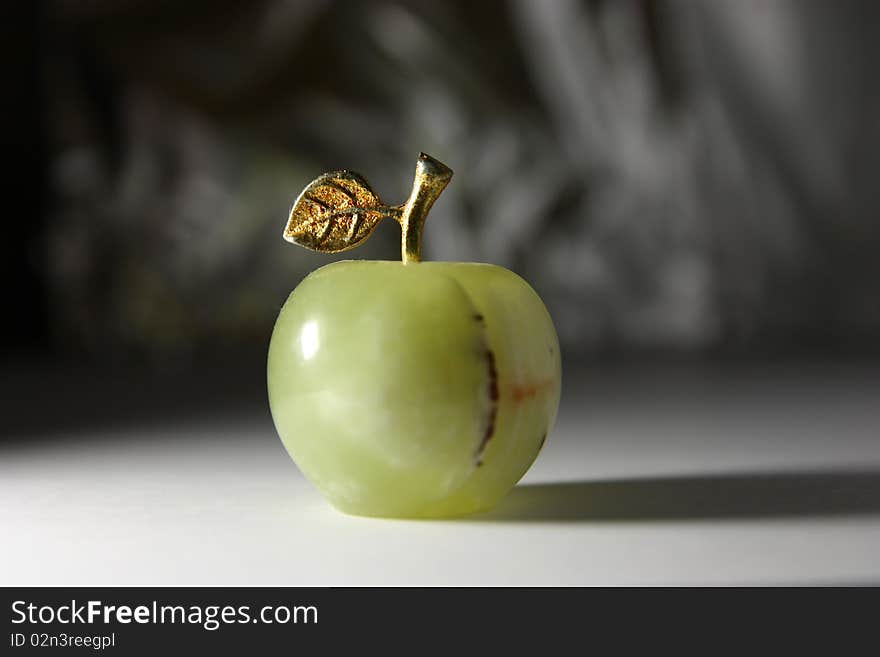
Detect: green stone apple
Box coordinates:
(267, 154, 561, 518)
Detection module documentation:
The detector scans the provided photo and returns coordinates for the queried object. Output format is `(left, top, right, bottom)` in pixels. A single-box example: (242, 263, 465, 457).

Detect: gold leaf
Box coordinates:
(283, 171, 396, 253)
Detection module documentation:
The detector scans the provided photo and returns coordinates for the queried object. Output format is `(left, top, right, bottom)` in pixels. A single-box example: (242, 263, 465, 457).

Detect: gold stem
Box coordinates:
(398, 153, 453, 264)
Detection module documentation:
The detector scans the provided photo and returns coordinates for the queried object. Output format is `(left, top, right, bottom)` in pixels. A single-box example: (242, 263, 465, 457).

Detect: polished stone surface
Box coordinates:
(268, 261, 561, 517)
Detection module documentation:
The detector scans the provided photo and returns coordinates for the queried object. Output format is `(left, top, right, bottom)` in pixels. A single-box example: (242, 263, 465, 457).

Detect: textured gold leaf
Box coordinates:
(283, 171, 394, 253)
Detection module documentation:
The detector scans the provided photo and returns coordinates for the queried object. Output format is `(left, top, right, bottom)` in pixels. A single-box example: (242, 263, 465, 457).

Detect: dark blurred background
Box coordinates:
(5, 0, 880, 440)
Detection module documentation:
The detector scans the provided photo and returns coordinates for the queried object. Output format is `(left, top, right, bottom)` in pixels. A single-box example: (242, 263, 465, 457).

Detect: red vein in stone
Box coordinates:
(476, 347, 499, 466)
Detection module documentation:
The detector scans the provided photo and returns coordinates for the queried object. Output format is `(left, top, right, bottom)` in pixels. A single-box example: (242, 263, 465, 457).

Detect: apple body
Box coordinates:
(267, 260, 561, 518)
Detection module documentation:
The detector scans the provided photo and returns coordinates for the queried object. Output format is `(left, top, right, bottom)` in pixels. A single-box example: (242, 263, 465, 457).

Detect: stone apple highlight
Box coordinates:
(267, 153, 561, 518)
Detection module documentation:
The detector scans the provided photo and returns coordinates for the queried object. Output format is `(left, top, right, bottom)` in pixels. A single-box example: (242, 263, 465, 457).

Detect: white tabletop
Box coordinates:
(3, 363, 879, 585)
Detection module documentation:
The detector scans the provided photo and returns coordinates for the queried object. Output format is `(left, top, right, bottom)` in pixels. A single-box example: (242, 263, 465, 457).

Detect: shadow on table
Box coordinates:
(472, 469, 880, 523)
